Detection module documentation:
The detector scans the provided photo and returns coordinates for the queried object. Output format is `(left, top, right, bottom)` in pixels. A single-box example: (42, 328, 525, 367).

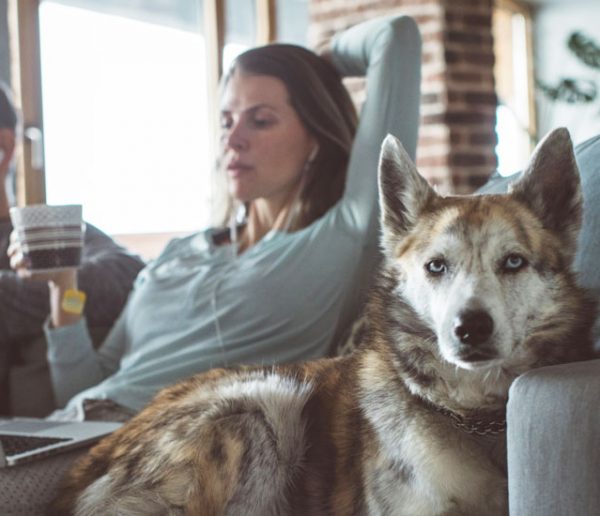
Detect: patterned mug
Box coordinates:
(9, 204, 84, 271)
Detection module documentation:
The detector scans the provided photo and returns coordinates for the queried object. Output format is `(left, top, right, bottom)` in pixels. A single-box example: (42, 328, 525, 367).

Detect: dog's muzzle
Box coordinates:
(453, 309, 496, 361)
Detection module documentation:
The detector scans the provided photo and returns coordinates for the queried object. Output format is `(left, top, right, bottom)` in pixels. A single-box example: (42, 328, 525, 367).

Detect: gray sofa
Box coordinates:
(479, 134, 600, 516)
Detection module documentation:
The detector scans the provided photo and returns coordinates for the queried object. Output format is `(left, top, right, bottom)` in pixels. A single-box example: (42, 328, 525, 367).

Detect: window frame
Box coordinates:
(8, 0, 276, 258)
(493, 0, 537, 153)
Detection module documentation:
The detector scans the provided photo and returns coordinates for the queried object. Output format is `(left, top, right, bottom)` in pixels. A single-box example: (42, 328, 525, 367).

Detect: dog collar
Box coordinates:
(434, 406, 506, 436)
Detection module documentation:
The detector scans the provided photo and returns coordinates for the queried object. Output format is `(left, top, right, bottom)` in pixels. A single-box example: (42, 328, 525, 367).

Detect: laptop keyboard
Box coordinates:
(0, 434, 72, 457)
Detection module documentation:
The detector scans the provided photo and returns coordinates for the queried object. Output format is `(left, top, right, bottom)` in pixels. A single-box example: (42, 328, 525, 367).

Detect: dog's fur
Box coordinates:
(50, 128, 596, 515)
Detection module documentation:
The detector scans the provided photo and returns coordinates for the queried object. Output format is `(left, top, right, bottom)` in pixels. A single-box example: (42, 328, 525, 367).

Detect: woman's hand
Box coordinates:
(7, 230, 62, 280)
(8, 228, 33, 278)
(8, 229, 82, 327)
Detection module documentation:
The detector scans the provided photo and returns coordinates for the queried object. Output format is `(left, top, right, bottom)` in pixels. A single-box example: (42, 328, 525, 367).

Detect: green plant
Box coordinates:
(537, 31, 600, 105)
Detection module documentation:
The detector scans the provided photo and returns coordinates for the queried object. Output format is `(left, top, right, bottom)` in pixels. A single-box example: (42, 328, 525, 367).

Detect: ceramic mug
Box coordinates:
(9, 204, 84, 271)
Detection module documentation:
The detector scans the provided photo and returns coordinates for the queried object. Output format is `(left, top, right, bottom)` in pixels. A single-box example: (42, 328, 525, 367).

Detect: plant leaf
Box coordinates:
(568, 32, 600, 70)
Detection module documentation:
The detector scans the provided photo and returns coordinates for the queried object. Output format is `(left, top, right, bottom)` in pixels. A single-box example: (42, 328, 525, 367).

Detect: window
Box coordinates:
(38, 1, 210, 239)
(11, 0, 306, 258)
(223, 0, 257, 69)
(493, 0, 536, 176)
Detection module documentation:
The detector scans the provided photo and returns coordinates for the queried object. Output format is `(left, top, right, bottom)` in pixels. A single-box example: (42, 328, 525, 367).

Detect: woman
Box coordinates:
(10, 18, 420, 422)
(10, 43, 357, 422)
(9, 18, 420, 423)
(2, 16, 421, 512)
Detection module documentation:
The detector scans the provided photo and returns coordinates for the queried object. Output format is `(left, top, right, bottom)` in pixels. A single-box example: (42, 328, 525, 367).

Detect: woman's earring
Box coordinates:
(304, 146, 319, 172)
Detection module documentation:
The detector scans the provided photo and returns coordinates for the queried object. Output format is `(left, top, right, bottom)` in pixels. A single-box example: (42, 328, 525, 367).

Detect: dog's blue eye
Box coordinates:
(426, 259, 447, 275)
(503, 254, 527, 272)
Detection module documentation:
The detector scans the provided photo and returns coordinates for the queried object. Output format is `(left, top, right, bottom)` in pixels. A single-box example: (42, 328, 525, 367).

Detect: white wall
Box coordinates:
(533, 1, 600, 144)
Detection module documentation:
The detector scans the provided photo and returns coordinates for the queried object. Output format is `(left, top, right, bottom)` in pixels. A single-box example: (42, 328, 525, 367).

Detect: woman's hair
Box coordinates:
(217, 43, 358, 230)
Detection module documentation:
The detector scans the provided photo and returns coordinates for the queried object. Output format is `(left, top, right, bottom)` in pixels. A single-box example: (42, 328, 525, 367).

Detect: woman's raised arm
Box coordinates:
(331, 15, 421, 237)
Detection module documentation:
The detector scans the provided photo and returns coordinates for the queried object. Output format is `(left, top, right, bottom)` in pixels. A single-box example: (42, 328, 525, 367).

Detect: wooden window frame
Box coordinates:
(8, 0, 46, 206)
(494, 0, 537, 147)
(8, 0, 276, 205)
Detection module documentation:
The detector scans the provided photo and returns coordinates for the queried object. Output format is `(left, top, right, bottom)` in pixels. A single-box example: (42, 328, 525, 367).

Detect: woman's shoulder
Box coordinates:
(283, 204, 357, 246)
(156, 229, 215, 260)
(133, 229, 216, 286)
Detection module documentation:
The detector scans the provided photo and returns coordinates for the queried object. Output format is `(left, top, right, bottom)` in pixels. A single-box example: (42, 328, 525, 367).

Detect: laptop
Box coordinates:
(0, 419, 122, 467)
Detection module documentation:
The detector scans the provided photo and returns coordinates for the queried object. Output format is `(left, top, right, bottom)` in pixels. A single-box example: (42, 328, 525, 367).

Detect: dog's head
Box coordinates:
(378, 128, 593, 372)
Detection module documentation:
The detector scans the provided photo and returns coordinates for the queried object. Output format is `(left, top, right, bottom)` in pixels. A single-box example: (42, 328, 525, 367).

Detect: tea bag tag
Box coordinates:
(61, 289, 87, 315)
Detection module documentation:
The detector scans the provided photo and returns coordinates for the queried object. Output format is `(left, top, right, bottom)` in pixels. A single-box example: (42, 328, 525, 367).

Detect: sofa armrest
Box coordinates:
(507, 359, 600, 516)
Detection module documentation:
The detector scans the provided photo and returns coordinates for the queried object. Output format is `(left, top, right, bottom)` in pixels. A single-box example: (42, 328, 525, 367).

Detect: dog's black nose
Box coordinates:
(453, 309, 494, 346)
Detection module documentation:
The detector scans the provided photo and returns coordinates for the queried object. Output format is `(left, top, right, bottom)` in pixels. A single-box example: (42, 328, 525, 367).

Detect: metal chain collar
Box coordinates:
(435, 405, 506, 436)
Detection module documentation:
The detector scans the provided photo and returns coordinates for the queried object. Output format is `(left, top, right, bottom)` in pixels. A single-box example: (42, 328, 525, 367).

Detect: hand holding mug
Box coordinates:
(8, 229, 77, 284)
(9, 203, 84, 271)
(9, 204, 85, 327)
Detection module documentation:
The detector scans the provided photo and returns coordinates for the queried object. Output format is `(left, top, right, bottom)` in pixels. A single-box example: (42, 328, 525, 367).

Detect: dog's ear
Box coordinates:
(509, 127, 583, 258)
(378, 134, 436, 254)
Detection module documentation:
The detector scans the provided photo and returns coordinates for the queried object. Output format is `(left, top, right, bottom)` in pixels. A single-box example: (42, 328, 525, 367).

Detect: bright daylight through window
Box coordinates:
(493, 1, 535, 177)
(39, 1, 210, 236)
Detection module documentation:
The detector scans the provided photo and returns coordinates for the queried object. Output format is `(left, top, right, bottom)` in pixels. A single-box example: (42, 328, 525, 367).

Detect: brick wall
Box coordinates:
(310, 0, 498, 194)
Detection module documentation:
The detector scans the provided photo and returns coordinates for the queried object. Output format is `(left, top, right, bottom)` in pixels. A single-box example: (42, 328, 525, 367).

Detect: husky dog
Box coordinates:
(51, 128, 596, 516)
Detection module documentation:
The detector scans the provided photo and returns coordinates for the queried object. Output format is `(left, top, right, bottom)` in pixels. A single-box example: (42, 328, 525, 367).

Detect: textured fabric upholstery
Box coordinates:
(507, 359, 600, 516)
(0, 448, 85, 515)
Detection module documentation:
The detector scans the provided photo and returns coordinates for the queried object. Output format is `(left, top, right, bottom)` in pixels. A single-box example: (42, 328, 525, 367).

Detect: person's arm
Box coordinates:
(45, 305, 129, 407)
(41, 227, 143, 407)
(5, 220, 143, 406)
(2, 221, 144, 343)
(4, 247, 127, 407)
(47, 269, 82, 327)
(330, 16, 421, 237)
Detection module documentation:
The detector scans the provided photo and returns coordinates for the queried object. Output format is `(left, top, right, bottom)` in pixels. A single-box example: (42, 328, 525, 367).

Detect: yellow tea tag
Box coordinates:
(61, 289, 87, 315)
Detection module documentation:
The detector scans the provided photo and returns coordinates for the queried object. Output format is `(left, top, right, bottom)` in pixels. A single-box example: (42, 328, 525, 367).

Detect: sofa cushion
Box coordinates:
(477, 134, 600, 349)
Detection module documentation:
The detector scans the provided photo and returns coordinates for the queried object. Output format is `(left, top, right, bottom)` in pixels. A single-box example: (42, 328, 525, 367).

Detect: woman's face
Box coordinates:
(220, 69, 317, 209)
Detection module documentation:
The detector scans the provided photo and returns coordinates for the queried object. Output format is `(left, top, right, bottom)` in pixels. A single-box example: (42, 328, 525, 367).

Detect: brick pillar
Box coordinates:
(310, 0, 498, 194)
